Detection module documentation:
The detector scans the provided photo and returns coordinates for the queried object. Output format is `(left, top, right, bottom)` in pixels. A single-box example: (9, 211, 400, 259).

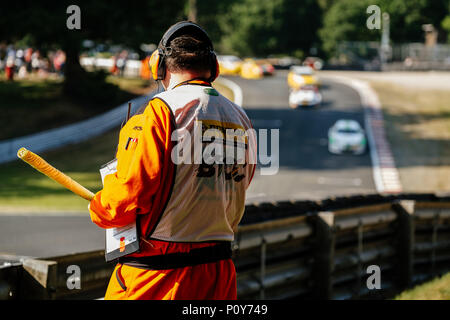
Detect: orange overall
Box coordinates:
(89, 81, 244, 300)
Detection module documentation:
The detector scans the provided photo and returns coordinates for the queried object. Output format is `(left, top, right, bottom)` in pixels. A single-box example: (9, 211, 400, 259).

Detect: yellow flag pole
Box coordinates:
(17, 147, 95, 201)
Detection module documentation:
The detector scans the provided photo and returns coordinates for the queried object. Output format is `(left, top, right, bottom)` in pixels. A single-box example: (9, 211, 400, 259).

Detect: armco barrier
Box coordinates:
(0, 94, 153, 164)
(1, 193, 450, 300)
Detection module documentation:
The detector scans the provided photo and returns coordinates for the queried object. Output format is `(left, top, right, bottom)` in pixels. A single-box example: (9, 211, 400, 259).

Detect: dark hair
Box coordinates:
(165, 35, 213, 74)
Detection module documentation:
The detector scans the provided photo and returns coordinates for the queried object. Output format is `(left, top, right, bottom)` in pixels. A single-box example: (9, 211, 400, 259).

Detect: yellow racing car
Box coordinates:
(217, 55, 243, 76)
(287, 65, 320, 90)
(240, 59, 264, 79)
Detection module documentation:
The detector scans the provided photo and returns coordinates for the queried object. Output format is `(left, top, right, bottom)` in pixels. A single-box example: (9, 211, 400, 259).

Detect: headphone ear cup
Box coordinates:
(210, 52, 219, 82)
(149, 49, 160, 81)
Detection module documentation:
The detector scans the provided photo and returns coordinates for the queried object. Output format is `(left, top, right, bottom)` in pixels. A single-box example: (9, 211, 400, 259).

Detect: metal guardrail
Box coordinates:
(1, 193, 450, 300)
(0, 94, 153, 164)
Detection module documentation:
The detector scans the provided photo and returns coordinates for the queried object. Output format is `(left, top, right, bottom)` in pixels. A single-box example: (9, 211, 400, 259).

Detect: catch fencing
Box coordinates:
(328, 41, 450, 71)
(1, 193, 449, 300)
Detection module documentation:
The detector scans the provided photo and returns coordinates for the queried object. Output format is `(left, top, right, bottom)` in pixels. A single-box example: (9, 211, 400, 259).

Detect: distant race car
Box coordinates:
(287, 65, 320, 90)
(254, 59, 275, 76)
(328, 119, 366, 155)
(217, 55, 243, 75)
(289, 85, 322, 108)
(240, 59, 264, 79)
(303, 56, 324, 70)
(267, 56, 301, 69)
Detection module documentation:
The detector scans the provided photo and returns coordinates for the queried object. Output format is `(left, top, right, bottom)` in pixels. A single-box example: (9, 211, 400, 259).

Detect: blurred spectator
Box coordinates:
(31, 50, 40, 73)
(5, 45, 16, 80)
(15, 49, 24, 70)
(24, 48, 33, 72)
(110, 54, 119, 75)
(0, 44, 70, 80)
(18, 65, 27, 79)
(53, 50, 66, 76)
(38, 58, 50, 76)
(116, 50, 128, 77)
(5, 55, 15, 80)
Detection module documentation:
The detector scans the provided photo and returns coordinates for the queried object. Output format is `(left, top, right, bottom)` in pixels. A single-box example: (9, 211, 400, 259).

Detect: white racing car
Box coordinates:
(328, 119, 366, 155)
(289, 85, 322, 108)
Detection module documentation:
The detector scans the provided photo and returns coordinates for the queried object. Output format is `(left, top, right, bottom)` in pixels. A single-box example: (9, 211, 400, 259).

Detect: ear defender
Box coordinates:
(210, 52, 220, 82)
(149, 49, 163, 81)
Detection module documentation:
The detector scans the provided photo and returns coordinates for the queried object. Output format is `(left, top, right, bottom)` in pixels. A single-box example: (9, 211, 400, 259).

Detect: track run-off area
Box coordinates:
(0, 70, 381, 258)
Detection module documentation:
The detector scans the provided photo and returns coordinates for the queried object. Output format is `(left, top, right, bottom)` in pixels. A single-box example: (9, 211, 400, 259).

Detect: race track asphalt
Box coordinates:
(233, 70, 376, 203)
(0, 70, 376, 258)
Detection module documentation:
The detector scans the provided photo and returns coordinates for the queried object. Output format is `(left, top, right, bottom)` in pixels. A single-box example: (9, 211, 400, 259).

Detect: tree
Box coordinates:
(319, 0, 380, 57)
(217, 0, 321, 57)
(217, 0, 282, 56)
(443, 16, 450, 42)
(319, 0, 450, 57)
(194, 0, 238, 46)
(379, 0, 449, 43)
(278, 0, 323, 57)
(0, 0, 186, 100)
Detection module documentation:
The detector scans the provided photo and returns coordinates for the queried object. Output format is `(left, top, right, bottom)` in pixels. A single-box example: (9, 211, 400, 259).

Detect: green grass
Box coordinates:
(395, 272, 450, 300)
(107, 76, 154, 95)
(0, 129, 119, 213)
(0, 75, 153, 140)
(0, 78, 233, 213)
(369, 81, 450, 192)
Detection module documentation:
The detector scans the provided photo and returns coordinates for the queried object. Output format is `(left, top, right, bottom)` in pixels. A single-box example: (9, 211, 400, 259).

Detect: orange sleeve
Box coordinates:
(89, 98, 174, 229)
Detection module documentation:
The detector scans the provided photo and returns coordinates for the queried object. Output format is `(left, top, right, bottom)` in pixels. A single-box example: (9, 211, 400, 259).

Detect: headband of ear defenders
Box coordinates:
(159, 21, 213, 52)
(151, 21, 219, 82)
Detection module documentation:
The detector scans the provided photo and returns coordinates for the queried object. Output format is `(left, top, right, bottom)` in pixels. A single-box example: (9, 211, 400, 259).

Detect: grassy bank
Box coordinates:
(0, 78, 234, 213)
(395, 272, 450, 300)
(369, 81, 450, 192)
(0, 129, 118, 213)
(0, 75, 154, 140)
